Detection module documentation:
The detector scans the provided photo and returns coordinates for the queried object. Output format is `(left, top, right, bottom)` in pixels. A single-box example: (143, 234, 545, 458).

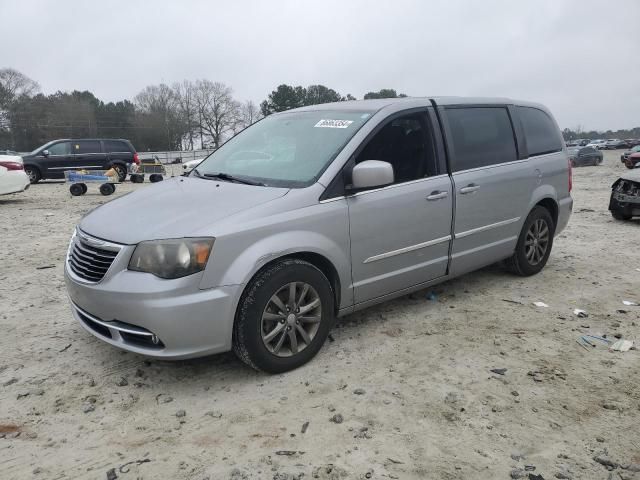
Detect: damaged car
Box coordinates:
(609, 168, 640, 220)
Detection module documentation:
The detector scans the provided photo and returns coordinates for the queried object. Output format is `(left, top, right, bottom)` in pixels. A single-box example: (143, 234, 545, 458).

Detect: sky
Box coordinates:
(1, 0, 639, 131)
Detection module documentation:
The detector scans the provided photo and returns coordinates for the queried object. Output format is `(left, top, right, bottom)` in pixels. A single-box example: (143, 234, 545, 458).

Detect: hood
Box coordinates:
(620, 168, 640, 183)
(79, 176, 289, 244)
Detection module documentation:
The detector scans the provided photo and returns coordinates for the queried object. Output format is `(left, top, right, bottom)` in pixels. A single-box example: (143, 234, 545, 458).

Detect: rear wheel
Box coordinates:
(505, 206, 555, 276)
(149, 173, 163, 183)
(233, 259, 335, 373)
(25, 166, 41, 184)
(112, 164, 127, 182)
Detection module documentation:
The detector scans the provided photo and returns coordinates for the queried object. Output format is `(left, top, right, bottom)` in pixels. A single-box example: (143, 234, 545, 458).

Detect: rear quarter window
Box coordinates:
(446, 107, 517, 171)
(518, 107, 563, 156)
(74, 140, 102, 154)
(104, 140, 132, 153)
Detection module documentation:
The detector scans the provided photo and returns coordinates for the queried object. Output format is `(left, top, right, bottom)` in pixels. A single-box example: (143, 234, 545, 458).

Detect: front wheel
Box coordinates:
(24, 166, 41, 184)
(505, 206, 555, 276)
(233, 259, 335, 373)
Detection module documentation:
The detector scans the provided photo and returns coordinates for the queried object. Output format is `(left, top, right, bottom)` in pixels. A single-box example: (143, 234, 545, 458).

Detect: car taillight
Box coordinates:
(568, 158, 573, 193)
(0, 161, 24, 171)
(133, 152, 140, 165)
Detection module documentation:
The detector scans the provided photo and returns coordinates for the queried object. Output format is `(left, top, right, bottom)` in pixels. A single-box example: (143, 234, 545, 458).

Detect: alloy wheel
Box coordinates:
(261, 282, 322, 357)
(525, 218, 549, 265)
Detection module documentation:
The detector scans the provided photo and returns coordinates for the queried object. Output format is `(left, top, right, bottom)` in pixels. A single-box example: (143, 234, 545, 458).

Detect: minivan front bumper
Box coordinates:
(64, 257, 242, 360)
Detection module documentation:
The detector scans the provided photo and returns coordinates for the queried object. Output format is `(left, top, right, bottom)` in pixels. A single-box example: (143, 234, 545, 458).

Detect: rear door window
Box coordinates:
(104, 140, 131, 153)
(517, 107, 563, 156)
(73, 141, 102, 154)
(446, 107, 517, 171)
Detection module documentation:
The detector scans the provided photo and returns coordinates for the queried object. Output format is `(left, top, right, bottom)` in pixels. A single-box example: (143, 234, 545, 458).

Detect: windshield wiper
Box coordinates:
(202, 172, 265, 186)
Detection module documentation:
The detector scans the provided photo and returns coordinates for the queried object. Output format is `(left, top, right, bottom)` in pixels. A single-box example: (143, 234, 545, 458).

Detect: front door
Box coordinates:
(40, 141, 73, 178)
(348, 111, 453, 304)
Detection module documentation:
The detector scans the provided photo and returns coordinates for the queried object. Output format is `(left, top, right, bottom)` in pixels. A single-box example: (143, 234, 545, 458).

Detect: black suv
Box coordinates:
(22, 139, 139, 183)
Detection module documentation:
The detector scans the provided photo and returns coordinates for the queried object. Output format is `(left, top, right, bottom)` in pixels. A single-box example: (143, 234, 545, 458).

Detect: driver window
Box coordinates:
(355, 112, 437, 184)
(47, 142, 71, 156)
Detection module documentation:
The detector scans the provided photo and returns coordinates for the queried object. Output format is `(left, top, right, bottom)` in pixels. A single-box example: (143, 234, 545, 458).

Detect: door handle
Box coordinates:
(460, 184, 480, 194)
(426, 191, 448, 201)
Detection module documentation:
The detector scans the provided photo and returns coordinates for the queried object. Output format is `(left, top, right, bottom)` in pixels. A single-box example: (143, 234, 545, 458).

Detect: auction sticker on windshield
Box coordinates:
(314, 119, 354, 128)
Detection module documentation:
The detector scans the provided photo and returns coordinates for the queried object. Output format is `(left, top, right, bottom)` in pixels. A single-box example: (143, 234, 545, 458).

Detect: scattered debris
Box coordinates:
(533, 302, 549, 308)
(275, 450, 303, 456)
(502, 299, 523, 305)
(353, 388, 365, 395)
(426, 291, 437, 301)
(35, 265, 55, 270)
(593, 455, 618, 469)
(58, 343, 72, 353)
(330, 414, 344, 424)
(610, 339, 634, 352)
(327, 333, 335, 343)
(573, 309, 588, 318)
(490, 368, 507, 375)
(622, 300, 638, 306)
(577, 335, 612, 350)
(119, 458, 151, 473)
(106, 468, 117, 480)
(115, 377, 128, 387)
(175, 409, 186, 418)
(301, 421, 309, 434)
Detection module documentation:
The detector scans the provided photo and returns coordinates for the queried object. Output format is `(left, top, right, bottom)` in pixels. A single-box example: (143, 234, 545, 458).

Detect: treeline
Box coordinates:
(0, 68, 406, 152)
(562, 127, 640, 141)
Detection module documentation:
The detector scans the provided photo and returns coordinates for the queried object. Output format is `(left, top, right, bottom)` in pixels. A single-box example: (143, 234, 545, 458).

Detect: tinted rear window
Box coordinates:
(104, 140, 131, 153)
(446, 107, 517, 171)
(73, 141, 102, 154)
(518, 107, 563, 156)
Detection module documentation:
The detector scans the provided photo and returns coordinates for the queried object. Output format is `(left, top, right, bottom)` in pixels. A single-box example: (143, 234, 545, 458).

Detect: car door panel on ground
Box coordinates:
(348, 110, 453, 304)
(440, 106, 534, 277)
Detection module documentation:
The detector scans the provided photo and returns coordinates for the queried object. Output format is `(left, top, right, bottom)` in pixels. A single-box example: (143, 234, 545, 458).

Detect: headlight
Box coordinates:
(128, 238, 214, 279)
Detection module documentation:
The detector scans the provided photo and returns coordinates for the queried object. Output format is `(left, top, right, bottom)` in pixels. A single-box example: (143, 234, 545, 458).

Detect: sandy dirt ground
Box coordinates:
(1, 154, 639, 480)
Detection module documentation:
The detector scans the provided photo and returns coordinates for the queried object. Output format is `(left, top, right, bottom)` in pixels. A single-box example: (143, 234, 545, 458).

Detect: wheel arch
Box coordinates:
(235, 251, 342, 318)
(535, 197, 558, 230)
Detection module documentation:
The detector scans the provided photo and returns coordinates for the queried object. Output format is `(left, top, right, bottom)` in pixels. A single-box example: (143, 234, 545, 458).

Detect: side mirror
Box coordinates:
(350, 160, 394, 191)
(42, 150, 50, 157)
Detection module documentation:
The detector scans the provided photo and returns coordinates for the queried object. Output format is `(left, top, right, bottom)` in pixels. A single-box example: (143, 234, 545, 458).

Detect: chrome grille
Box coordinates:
(68, 232, 121, 282)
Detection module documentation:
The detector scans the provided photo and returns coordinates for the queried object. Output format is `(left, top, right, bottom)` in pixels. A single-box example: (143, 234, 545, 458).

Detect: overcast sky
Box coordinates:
(2, 0, 639, 131)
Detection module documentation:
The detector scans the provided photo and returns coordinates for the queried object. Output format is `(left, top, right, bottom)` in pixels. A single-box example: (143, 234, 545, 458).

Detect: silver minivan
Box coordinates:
(65, 97, 573, 372)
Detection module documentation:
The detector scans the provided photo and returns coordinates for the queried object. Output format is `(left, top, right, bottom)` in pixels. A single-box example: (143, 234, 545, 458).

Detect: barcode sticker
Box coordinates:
(314, 119, 354, 129)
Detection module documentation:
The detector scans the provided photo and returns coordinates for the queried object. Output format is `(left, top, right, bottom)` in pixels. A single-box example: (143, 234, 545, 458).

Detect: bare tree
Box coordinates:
(0, 68, 40, 106)
(173, 80, 199, 150)
(134, 83, 186, 150)
(237, 100, 262, 132)
(194, 80, 241, 149)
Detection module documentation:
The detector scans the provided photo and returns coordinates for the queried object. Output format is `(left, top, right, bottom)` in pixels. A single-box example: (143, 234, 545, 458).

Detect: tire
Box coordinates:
(149, 173, 163, 183)
(505, 206, 555, 276)
(69, 183, 84, 196)
(233, 259, 335, 373)
(112, 164, 127, 182)
(131, 174, 144, 183)
(79, 183, 88, 194)
(24, 166, 41, 184)
(611, 210, 632, 221)
(570, 159, 577, 168)
(99, 183, 115, 196)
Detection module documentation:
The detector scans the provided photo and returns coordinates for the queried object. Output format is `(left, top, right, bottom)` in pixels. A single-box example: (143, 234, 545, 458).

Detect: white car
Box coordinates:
(586, 139, 608, 150)
(182, 158, 204, 173)
(0, 155, 30, 196)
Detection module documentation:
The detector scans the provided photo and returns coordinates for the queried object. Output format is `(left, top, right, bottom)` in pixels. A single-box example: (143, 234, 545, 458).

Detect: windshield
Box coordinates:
(633, 146, 640, 152)
(29, 140, 56, 155)
(193, 110, 373, 187)
(567, 148, 580, 154)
